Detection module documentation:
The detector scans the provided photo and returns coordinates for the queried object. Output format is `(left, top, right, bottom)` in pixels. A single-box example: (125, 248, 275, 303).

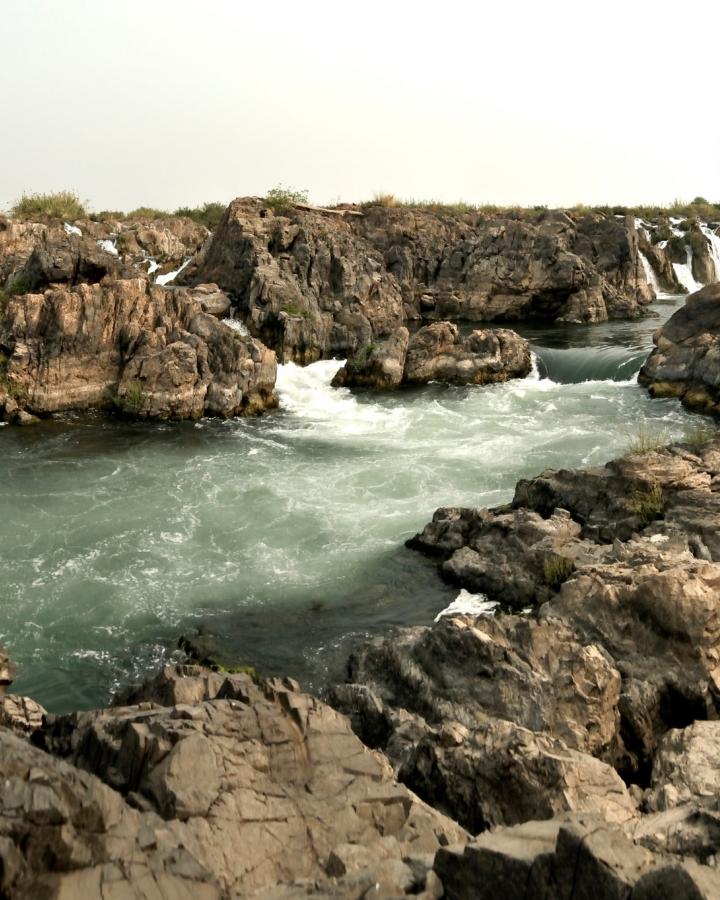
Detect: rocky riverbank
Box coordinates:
(1, 200, 669, 424)
(3, 437, 720, 897)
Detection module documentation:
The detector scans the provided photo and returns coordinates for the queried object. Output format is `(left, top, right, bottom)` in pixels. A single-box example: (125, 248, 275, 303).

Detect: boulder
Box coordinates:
(639, 283, 720, 415)
(332, 327, 409, 389)
(435, 815, 720, 900)
(403, 322, 531, 385)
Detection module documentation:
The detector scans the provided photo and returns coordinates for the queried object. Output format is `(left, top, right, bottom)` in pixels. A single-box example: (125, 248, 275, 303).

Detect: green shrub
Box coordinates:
(119, 380, 144, 413)
(628, 484, 664, 526)
(281, 303, 310, 318)
(628, 425, 669, 454)
(264, 185, 309, 213)
(126, 206, 171, 219)
(174, 202, 226, 230)
(542, 554, 575, 589)
(11, 190, 87, 220)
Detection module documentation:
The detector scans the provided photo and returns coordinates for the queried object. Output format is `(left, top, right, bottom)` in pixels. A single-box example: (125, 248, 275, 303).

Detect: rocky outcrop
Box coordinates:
(0, 277, 277, 421)
(329, 437, 720, 852)
(182, 200, 655, 363)
(639, 283, 720, 415)
(0, 216, 127, 292)
(0, 215, 208, 292)
(331, 322, 531, 390)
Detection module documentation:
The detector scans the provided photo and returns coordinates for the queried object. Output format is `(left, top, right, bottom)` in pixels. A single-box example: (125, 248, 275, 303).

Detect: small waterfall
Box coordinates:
(639, 252, 660, 292)
(532, 345, 647, 384)
(700, 224, 720, 283)
(673, 247, 702, 294)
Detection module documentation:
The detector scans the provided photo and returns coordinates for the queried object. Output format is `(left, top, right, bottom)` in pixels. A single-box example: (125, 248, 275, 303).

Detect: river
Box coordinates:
(0, 294, 704, 711)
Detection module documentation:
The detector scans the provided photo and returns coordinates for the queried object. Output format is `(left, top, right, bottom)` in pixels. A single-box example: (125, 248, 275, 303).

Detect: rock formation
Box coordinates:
(0, 277, 277, 421)
(331, 322, 531, 390)
(639, 283, 720, 415)
(182, 200, 655, 364)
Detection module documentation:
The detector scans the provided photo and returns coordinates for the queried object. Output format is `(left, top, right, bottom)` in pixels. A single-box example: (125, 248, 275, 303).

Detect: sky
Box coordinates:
(2, 0, 719, 212)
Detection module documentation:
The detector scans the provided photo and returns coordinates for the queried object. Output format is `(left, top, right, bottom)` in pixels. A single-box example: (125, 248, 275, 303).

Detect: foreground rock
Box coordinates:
(182, 200, 655, 363)
(0, 664, 464, 897)
(0, 277, 277, 421)
(3, 659, 720, 897)
(640, 283, 720, 415)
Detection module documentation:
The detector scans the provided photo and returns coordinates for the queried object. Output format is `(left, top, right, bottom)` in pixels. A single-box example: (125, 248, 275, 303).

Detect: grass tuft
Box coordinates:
(11, 191, 87, 221)
(174, 202, 226, 230)
(628, 425, 670, 455)
(542, 554, 575, 589)
(628, 484, 664, 526)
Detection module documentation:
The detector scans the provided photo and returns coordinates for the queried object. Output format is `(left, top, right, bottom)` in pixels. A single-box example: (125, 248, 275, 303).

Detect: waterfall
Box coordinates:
(673, 246, 702, 294)
(700, 224, 720, 283)
(639, 252, 660, 292)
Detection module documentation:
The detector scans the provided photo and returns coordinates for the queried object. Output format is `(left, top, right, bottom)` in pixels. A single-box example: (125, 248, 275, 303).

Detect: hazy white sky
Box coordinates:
(3, 0, 719, 211)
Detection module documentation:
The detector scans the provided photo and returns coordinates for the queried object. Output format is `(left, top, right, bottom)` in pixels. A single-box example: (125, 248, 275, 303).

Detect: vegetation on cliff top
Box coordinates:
(6, 190, 719, 227)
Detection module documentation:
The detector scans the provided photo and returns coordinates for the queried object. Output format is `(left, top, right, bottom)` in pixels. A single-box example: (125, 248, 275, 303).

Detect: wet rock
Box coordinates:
(639, 283, 720, 415)
(0, 277, 277, 420)
(332, 328, 409, 389)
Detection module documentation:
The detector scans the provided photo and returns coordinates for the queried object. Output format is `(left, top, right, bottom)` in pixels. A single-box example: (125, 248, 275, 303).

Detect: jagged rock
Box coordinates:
(638, 233, 682, 293)
(0, 727, 223, 899)
(399, 716, 636, 833)
(0, 693, 46, 736)
(645, 721, 720, 812)
(0, 216, 126, 292)
(182, 200, 654, 363)
(640, 283, 720, 415)
(405, 439, 720, 783)
(403, 322, 531, 385)
(0, 277, 277, 420)
(37, 665, 467, 897)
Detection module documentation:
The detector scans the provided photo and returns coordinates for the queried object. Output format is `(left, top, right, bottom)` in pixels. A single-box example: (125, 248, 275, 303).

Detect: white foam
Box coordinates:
(98, 238, 119, 256)
(156, 257, 192, 286)
(639, 252, 660, 292)
(434, 589, 499, 622)
(700, 223, 720, 283)
(222, 317, 249, 336)
(64, 222, 82, 236)
(146, 258, 160, 275)
(673, 247, 702, 294)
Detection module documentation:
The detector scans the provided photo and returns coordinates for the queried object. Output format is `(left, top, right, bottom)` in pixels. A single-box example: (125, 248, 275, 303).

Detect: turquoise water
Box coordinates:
(0, 296, 702, 712)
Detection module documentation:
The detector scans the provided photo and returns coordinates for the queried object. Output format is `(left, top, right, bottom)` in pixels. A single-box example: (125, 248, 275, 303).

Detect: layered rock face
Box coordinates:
(639, 283, 720, 415)
(0, 277, 277, 420)
(183, 200, 654, 363)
